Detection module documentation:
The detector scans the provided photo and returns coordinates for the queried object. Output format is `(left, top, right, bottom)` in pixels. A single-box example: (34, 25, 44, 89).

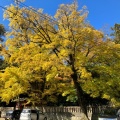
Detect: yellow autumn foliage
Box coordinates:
(1, 2, 120, 108)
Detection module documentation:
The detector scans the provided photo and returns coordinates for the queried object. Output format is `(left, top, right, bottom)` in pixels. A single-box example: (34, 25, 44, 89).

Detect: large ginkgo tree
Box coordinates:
(1, 2, 120, 119)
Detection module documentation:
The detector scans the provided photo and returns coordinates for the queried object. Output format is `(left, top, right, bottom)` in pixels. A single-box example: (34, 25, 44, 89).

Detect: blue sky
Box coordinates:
(0, 0, 120, 33)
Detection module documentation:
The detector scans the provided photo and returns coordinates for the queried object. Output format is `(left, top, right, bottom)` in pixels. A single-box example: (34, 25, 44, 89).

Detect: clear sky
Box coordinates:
(0, 0, 120, 33)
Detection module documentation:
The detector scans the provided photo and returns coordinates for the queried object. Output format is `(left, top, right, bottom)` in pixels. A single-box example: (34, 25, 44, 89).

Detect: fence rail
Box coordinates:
(33, 106, 107, 113)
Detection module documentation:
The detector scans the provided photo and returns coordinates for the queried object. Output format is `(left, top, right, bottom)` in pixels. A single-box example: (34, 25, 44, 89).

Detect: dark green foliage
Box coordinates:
(111, 23, 120, 43)
(0, 24, 5, 42)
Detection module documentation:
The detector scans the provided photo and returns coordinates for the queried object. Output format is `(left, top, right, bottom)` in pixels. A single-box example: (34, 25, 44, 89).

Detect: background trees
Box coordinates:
(0, 2, 120, 119)
(0, 24, 6, 105)
(111, 23, 120, 44)
(0, 24, 6, 70)
(0, 24, 6, 73)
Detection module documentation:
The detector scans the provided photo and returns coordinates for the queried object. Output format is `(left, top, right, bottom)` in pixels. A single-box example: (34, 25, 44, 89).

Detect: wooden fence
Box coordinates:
(0, 106, 109, 113)
(33, 106, 106, 113)
(36, 106, 105, 120)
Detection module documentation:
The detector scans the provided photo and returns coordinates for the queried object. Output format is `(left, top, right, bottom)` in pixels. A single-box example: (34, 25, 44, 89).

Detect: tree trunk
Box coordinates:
(71, 73, 89, 120)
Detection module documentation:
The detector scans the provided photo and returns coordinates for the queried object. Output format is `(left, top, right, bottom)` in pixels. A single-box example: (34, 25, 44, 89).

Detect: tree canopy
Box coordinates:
(0, 2, 120, 119)
(111, 23, 120, 44)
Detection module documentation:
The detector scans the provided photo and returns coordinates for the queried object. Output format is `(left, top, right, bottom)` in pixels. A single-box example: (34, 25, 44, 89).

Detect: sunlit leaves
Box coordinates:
(1, 2, 120, 107)
(0, 66, 29, 102)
